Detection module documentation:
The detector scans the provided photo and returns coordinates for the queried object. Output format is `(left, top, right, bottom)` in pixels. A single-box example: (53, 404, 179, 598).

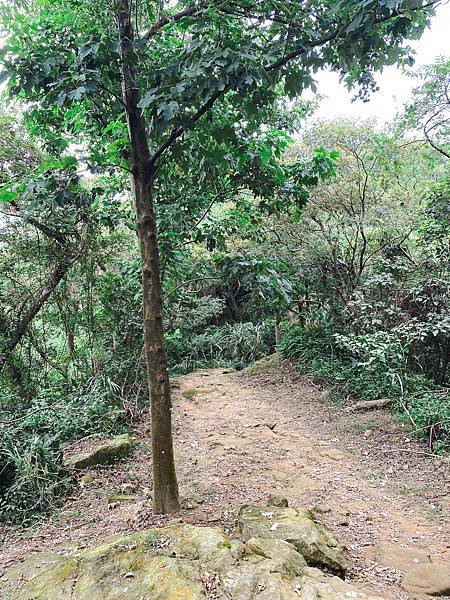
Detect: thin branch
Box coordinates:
(143, 6, 199, 40)
(183, 184, 233, 241)
(98, 82, 128, 108)
(162, 276, 222, 301)
(150, 89, 225, 165)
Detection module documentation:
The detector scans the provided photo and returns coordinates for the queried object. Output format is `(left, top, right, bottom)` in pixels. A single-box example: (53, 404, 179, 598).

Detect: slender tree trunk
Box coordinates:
(0, 259, 73, 372)
(274, 320, 281, 345)
(117, 0, 180, 514)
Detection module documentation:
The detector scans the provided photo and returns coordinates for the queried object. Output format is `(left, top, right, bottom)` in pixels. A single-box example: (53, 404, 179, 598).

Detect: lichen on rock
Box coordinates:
(63, 433, 133, 470)
(238, 503, 348, 575)
(1, 520, 383, 599)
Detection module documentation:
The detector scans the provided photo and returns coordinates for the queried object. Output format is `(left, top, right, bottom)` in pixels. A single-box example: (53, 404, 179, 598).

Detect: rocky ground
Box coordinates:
(1, 356, 449, 598)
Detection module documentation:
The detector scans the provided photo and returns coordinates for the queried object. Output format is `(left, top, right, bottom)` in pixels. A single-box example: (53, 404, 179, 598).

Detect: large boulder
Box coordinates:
(63, 434, 133, 470)
(238, 504, 348, 575)
(1, 522, 383, 600)
(401, 563, 450, 596)
(375, 543, 431, 571)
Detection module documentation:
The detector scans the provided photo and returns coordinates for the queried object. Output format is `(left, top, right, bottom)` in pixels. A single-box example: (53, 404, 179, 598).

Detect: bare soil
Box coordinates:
(1, 357, 449, 599)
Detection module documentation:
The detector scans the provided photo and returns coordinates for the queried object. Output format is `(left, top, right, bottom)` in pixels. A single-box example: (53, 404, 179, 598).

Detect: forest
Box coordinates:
(0, 1, 449, 599)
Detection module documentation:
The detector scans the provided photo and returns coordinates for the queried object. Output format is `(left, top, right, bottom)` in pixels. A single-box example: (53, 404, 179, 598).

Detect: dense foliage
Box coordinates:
(277, 119, 449, 453)
(0, 0, 448, 523)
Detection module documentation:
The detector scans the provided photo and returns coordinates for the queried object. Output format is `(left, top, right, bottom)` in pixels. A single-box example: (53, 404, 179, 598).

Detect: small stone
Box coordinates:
(313, 505, 331, 514)
(107, 494, 137, 504)
(120, 482, 136, 495)
(402, 563, 450, 596)
(267, 495, 288, 508)
(321, 448, 345, 461)
(364, 430, 372, 438)
(80, 474, 94, 486)
(318, 390, 331, 402)
(191, 492, 205, 504)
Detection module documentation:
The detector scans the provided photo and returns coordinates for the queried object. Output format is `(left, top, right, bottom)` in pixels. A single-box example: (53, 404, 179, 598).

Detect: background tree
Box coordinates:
(400, 57, 450, 158)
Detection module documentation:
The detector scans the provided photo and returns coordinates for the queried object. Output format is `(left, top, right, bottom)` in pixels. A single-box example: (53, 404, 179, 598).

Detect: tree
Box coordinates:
(401, 58, 450, 158)
(0, 0, 441, 513)
(0, 114, 94, 376)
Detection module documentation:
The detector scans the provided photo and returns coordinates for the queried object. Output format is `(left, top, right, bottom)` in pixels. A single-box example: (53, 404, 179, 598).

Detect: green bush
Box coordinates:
(280, 323, 449, 452)
(403, 391, 450, 454)
(0, 374, 128, 525)
(0, 435, 71, 525)
(169, 320, 276, 373)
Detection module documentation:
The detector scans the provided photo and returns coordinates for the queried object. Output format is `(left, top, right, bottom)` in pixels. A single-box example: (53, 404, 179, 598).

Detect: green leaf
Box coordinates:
(138, 88, 158, 109)
(157, 101, 180, 121)
(0, 188, 17, 203)
(68, 86, 86, 100)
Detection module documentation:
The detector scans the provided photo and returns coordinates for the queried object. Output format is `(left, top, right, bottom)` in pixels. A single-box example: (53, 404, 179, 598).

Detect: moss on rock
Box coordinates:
(63, 434, 133, 470)
(1, 520, 383, 599)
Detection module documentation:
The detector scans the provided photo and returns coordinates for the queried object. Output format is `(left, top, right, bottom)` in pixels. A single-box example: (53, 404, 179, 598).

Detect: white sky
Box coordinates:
(311, 2, 450, 123)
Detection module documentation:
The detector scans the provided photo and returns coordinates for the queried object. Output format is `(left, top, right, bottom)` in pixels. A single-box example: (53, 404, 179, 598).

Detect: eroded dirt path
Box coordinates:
(1, 358, 449, 598)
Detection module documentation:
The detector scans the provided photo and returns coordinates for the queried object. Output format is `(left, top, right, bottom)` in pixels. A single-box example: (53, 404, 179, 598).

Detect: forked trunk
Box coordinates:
(117, 0, 180, 514)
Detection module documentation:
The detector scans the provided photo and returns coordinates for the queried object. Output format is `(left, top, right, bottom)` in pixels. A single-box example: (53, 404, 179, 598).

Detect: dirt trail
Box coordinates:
(1, 357, 449, 598)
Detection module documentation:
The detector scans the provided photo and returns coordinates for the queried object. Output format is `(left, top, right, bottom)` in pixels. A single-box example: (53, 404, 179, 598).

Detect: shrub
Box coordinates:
(169, 320, 276, 373)
(0, 374, 128, 524)
(280, 322, 449, 452)
(0, 434, 71, 525)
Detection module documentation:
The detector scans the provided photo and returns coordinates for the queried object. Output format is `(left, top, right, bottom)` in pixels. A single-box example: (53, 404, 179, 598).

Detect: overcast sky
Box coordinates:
(310, 2, 450, 124)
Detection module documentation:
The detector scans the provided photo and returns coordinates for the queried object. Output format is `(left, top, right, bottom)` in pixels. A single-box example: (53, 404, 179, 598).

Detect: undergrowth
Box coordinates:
(0, 375, 130, 525)
(279, 324, 449, 453)
(167, 320, 276, 374)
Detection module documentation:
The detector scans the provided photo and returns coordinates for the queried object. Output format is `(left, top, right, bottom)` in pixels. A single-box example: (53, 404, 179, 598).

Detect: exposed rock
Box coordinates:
(63, 434, 133, 470)
(375, 543, 431, 571)
(401, 563, 450, 596)
(107, 494, 137, 504)
(318, 389, 332, 402)
(79, 474, 94, 486)
(1, 522, 384, 600)
(300, 567, 384, 599)
(238, 504, 348, 575)
(267, 495, 288, 508)
(182, 492, 206, 509)
(182, 387, 199, 399)
(119, 482, 136, 495)
(313, 504, 331, 515)
(191, 492, 205, 504)
(244, 353, 281, 375)
(320, 448, 345, 461)
(245, 537, 306, 573)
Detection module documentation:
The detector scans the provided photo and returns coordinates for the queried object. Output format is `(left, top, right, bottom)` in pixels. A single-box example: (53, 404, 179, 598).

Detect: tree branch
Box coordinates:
(143, 6, 199, 40)
(162, 276, 222, 301)
(149, 89, 226, 166)
(148, 0, 441, 167)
